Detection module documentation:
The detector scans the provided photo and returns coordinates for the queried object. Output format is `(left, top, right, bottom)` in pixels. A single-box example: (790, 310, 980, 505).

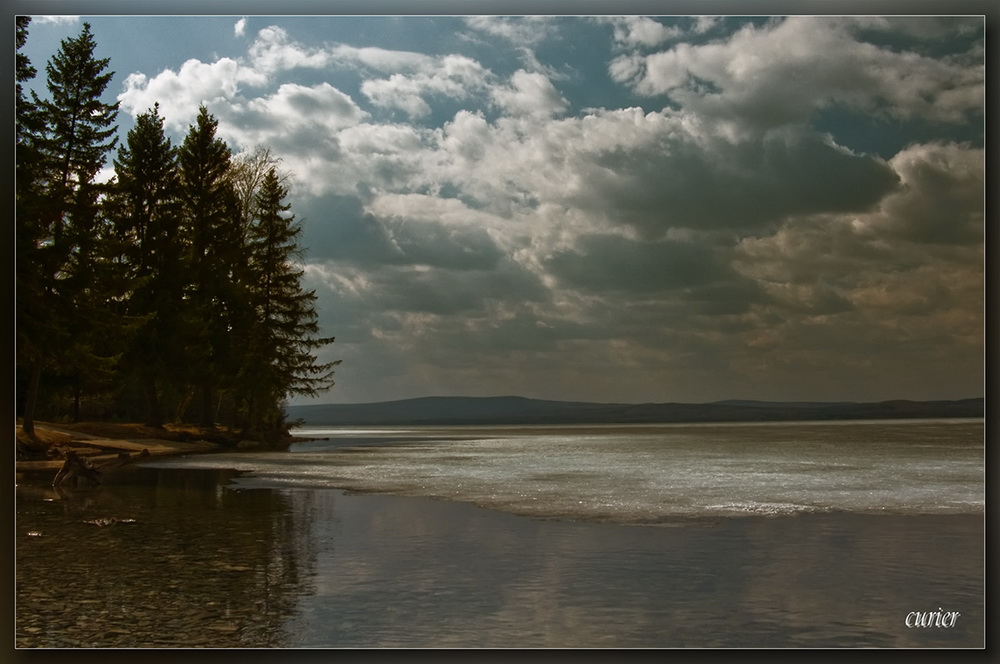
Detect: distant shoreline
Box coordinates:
(286, 395, 985, 427)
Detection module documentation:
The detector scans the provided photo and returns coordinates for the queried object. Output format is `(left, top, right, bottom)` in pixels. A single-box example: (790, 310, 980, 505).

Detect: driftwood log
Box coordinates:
(52, 449, 151, 488)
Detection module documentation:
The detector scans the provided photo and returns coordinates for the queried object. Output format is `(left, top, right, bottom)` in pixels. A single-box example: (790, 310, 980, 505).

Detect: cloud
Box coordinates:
(556, 123, 900, 235)
(234, 17, 247, 37)
(100, 17, 981, 403)
(547, 234, 725, 293)
(847, 16, 984, 40)
(611, 17, 984, 130)
(331, 43, 437, 73)
(118, 57, 259, 130)
(118, 25, 476, 129)
(359, 54, 491, 119)
(420, 107, 899, 239)
(463, 16, 553, 47)
(608, 17, 682, 48)
(491, 70, 569, 119)
(730, 140, 983, 357)
(221, 82, 369, 150)
(366, 192, 509, 231)
(33, 16, 80, 25)
(360, 76, 434, 119)
(461, 16, 565, 77)
(864, 142, 984, 245)
(691, 17, 720, 35)
(356, 199, 508, 272)
(247, 25, 335, 77)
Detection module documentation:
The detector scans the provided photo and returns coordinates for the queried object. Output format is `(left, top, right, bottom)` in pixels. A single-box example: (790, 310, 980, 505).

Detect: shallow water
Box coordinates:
(15, 420, 985, 648)
(151, 419, 985, 522)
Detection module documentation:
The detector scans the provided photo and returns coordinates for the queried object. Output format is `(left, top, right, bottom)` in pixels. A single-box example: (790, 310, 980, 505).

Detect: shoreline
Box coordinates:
(14, 422, 229, 481)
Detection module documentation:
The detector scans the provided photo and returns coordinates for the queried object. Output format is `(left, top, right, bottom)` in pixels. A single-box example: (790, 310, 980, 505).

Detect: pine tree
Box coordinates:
(240, 168, 339, 439)
(177, 106, 245, 427)
(17, 21, 119, 434)
(104, 104, 185, 427)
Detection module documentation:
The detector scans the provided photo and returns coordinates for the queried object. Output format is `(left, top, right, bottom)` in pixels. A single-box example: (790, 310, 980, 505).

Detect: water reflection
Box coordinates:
(286, 491, 983, 648)
(16, 467, 315, 648)
(16, 466, 984, 648)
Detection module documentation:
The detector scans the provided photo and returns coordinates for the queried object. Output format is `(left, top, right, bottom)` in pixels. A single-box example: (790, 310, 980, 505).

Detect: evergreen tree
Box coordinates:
(16, 16, 46, 438)
(104, 104, 185, 427)
(34, 21, 118, 266)
(17, 21, 119, 434)
(16, 17, 38, 145)
(240, 168, 339, 438)
(177, 106, 245, 427)
(16, 23, 339, 440)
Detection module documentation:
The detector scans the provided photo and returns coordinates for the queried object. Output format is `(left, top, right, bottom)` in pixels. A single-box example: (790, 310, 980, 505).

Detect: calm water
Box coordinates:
(15, 419, 985, 648)
(160, 419, 983, 522)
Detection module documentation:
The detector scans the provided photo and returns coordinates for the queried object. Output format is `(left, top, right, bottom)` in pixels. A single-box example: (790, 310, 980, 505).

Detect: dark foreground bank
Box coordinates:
(15, 465, 984, 648)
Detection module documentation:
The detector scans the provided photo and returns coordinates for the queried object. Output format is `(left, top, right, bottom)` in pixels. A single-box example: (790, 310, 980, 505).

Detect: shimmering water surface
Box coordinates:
(16, 420, 985, 648)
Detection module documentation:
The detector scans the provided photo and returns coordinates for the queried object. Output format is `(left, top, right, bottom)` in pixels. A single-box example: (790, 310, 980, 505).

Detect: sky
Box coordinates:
(17, 11, 986, 405)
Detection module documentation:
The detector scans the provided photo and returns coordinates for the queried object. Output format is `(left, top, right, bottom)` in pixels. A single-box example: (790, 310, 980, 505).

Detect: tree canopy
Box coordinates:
(16, 19, 339, 445)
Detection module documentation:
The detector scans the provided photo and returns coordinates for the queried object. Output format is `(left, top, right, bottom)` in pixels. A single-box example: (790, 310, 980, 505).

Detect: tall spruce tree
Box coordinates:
(17, 21, 119, 434)
(16, 17, 37, 144)
(104, 104, 184, 427)
(16, 16, 46, 439)
(240, 168, 339, 438)
(35, 21, 118, 278)
(177, 106, 245, 427)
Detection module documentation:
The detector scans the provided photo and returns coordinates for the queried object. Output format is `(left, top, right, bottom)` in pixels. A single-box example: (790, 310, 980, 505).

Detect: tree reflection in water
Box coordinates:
(16, 466, 317, 648)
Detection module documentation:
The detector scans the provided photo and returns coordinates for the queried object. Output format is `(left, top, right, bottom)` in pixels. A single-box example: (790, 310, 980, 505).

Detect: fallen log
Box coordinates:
(52, 448, 150, 489)
(98, 448, 151, 472)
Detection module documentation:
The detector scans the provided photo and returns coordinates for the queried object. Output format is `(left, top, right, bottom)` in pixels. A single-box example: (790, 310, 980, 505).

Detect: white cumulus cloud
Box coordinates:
(492, 70, 569, 119)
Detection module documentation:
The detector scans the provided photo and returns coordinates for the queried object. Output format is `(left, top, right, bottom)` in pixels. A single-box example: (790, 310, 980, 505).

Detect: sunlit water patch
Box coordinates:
(143, 420, 984, 524)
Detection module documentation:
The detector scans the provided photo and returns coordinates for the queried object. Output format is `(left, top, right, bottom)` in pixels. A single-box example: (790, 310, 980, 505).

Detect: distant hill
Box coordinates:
(285, 395, 984, 426)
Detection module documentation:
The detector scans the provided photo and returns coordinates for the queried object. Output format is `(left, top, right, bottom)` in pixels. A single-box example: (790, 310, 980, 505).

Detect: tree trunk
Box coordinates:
(21, 362, 42, 439)
(72, 380, 82, 422)
(175, 386, 195, 423)
(199, 382, 215, 428)
(243, 395, 256, 437)
(144, 376, 164, 428)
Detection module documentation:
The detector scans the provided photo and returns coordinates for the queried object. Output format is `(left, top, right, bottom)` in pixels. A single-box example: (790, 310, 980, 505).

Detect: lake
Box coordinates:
(15, 419, 985, 648)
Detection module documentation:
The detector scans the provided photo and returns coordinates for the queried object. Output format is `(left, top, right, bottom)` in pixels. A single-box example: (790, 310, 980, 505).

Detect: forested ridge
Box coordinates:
(16, 18, 339, 447)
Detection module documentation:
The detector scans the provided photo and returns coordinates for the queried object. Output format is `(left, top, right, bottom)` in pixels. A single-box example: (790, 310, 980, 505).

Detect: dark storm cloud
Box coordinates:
(682, 280, 775, 316)
(546, 234, 722, 293)
(417, 310, 606, 362)
(568, 128, 900, 236)
(875, 142, 984, 245)
(372, 259, 547, 316)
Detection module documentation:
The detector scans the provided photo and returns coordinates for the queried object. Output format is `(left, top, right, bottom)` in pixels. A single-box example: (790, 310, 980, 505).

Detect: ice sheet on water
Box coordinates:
(147, 421, 984, 524)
